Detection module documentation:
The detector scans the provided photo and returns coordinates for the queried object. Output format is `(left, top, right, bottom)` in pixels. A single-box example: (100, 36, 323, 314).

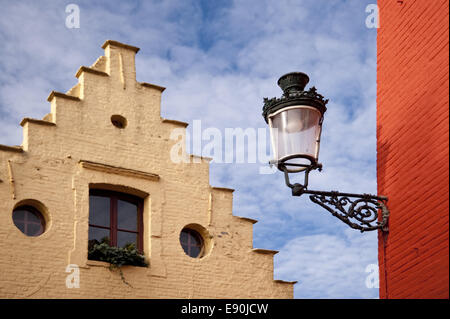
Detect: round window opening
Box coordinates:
(111, 115, 127, 129)
(180, 228, 204, 258)
(12, 205, 46, 237)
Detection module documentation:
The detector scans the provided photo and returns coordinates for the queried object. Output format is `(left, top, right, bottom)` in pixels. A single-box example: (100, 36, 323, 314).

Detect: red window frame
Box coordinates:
(89, 189, 143, 253)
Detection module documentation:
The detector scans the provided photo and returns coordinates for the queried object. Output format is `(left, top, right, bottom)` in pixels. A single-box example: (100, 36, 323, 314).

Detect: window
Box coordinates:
(12, 205, 46, 237)
(180, 228, 204, 258)
(88, 190, 143, 253)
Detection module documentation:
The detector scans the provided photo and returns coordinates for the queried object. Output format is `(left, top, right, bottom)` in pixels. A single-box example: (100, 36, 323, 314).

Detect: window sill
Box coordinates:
(86, 260, 110, 268)
(86, 259, 150, 269)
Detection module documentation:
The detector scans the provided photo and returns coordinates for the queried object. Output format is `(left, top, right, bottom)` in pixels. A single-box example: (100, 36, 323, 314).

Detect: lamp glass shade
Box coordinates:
(269, 105, 322, 172)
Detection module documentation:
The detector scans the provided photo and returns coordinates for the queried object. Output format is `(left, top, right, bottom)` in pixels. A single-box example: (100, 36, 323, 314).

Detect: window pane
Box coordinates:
(189, 245, 201, 258)
(27, 223, 43, 237)
(181, 243, 190, 255)
(189, 232, 202, 247)
(89, 195, 110, 227)
(13, 210, 25, 221)
(14, 220, 25, 233)
(88, 226, 110, 245)
(180, 230, 188, 244)
(117, 231, 137, 249)
(117, 199, 137, 231)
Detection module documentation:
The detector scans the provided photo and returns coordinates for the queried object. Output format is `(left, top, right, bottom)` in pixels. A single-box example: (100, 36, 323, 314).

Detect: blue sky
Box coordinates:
(0, 0, 379, 298)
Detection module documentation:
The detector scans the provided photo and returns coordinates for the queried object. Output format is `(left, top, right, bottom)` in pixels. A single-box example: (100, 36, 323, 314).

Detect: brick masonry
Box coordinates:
(377, 0, 449, 299)
(0, 40, 295, 298)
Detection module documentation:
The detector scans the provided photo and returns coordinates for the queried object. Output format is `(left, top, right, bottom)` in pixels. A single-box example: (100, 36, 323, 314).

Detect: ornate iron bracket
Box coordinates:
(282, 167, 389, 232)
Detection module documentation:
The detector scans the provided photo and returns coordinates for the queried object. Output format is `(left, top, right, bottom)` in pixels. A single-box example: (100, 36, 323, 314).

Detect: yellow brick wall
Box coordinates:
(0, 40, 294, 298)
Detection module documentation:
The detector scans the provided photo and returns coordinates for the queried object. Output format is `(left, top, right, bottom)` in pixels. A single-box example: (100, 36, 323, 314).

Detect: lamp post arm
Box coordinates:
(282, 167, 389, 232)
(303, 189, 387, 201)
(305, 189, 389, 232)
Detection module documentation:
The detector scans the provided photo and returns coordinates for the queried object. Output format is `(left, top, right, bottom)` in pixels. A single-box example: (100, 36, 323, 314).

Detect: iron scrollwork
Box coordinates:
(308, 192, 389, 232)
(282, 167, 389, 232)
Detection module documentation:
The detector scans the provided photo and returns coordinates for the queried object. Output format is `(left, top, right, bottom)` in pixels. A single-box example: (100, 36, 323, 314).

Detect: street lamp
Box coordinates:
(263, 72, 389, 232)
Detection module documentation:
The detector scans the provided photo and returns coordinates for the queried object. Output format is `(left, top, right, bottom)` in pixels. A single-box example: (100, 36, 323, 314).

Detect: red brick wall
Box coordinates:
(377, 0, 449, 299)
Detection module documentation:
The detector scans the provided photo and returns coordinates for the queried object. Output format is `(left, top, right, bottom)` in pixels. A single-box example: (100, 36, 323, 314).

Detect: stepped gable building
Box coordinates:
(0, 40, 295, 298)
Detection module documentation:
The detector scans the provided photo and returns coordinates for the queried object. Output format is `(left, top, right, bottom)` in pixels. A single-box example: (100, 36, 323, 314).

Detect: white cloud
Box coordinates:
(275, 230, 379, 299)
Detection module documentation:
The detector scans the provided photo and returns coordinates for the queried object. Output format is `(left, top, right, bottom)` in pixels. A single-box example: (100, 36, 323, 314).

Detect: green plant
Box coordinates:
(88, 237, 148, 286)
